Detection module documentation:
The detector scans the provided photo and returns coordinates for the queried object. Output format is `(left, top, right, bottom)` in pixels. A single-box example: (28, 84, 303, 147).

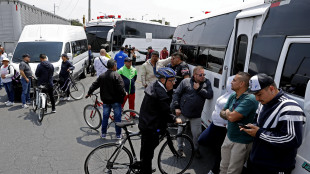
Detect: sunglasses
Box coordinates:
(196, 73, 206, 77)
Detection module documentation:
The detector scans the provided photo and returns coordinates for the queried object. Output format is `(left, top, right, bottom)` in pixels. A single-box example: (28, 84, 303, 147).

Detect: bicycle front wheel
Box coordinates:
(158, 134, 194, 174)
(37, 101, 44, 123)
(69, 81, 85, 100)
(84, 143, 133, 174)
(83, 104, 102, 129)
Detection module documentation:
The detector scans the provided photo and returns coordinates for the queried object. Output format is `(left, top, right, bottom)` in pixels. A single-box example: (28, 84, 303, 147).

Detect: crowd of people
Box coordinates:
(1, 44, 306, 174)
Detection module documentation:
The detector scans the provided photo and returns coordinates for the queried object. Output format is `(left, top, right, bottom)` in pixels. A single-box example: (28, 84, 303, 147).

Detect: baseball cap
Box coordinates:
(2, 57, 9, 62)
(124, 57, 132, 62)
(61, 53, 68, 58)
(22, 54, 30, 58)
(248, 73, 274, 94)
(146, 46, 152, 50)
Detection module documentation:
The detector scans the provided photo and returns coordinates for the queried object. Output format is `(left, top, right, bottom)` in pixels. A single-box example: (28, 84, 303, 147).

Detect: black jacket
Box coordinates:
(172, 77, 213, 118)
(139, 80, 175, 132)
(59, 60, 75, 79)
(87, 70, 126, 104)
(35, 61, 54, 87)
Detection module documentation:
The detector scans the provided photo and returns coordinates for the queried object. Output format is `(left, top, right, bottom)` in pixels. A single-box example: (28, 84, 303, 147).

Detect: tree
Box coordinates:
(150, 19, 170, 26)
(70, 19, 83, 26)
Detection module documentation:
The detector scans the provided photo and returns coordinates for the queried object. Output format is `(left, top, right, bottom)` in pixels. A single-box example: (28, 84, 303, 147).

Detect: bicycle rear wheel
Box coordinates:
(69, 81, 85, 100)
(37, 101, 44, 123)
(84, 143, 133, 174)
(158, 134, 194, 174)
(84, 104, 102, 129)
(121, 110, 140, 133)
(32, 98, 37, 112)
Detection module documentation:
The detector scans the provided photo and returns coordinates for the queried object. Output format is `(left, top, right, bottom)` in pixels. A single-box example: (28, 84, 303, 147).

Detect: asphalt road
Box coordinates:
(0, 65, 215, 174)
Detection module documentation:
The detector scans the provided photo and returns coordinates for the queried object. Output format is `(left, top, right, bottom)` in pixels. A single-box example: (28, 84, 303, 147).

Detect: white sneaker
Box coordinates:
(6, 102, 14, 106)
(207, 170, 214, 174)
(67, 97, 71, 101)
(22, 104, 29, 108)
(4, 101, 9, 104)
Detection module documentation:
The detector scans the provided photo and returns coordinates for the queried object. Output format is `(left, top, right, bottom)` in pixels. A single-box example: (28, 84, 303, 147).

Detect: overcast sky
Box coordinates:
(22, 0, 263, 26)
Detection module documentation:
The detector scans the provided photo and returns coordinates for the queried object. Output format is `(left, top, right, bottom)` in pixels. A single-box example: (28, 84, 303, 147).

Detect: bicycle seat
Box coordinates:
(116, 122, 135, 128)
(38, 85, 47, 90)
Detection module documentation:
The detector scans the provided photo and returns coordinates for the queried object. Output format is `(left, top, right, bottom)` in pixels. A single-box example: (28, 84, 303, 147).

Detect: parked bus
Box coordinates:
(85, 17, 176, 62)
(171, 0, 310, 173)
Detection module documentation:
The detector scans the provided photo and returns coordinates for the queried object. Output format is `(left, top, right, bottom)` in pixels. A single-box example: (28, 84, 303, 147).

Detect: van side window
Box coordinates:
(280, 43, 310, 98)
(71, 39, 88, 57)
(232, 35, 248, 75)
(64, 42, 71, 54)
(196, 47, 225, 74)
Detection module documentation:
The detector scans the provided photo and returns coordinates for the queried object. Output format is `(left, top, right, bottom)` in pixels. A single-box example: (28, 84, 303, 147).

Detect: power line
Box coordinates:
(67, 0, 80, 18)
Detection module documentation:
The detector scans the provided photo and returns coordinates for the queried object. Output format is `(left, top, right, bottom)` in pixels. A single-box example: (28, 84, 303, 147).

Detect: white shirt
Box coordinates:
(0, 65, 14, 83)
(94, 56, 109, 77)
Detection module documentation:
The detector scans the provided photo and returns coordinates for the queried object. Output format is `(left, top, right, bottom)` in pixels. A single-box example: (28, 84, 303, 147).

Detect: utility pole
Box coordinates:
(88, 0, 91, 22)
(54, 3, 56, 15)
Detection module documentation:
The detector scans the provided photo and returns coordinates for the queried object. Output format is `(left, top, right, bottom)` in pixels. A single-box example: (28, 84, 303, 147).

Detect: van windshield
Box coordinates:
(12, 42, 63, 63)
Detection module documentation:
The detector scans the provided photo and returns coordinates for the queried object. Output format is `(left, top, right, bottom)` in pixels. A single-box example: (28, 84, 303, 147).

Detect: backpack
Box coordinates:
(8, 65, 21, 84)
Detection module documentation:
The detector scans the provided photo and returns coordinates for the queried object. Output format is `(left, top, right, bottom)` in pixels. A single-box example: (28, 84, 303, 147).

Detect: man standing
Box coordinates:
(241, 73, 306, 174)
(166, 52, 190, 89)
(114, 46, 128, 70)
(118, 57, 137, 116)
(140, 51, 171, 88)
(160, 47, 169, 59)
(172, 66, 213, 158)
(0, 48, 6, 89)
(139, 67, 182, 174)
(35, 54, 56, 113)
(19, 54, 33, 108)
(94, 49, 109, 77)
(86, 45, 93, 74)
(219, 72, 258, 174)
(138, 46, 153, 61)
(86, 59, 126, 139)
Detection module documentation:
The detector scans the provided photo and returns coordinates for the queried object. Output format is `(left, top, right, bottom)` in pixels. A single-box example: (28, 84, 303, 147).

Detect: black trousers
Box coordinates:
(59, 77, 70, 97)
(43, 86, 55, 110)
(140, 130, 160, 174)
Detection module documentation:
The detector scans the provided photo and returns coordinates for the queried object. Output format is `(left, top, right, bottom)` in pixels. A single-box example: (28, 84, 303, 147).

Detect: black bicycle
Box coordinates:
(84, 121, 194, 174)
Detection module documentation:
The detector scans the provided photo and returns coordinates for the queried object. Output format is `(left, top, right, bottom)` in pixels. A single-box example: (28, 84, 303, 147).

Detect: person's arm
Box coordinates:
(116, 73, 126, 96)
(133, 69, 137, 82)
(158, 57, 172, 67)
(5, 66, 14, 78)
(19, 63, 30, 82)
(172, 80, 185, 116)
(68, 61, 75, 70)
(93, 58, 99, 72)
(35, 65, 40, 79)
(87, 76, 101, 96)
(196, 79, 213, 99)
(140, 63, 147, 87)
(227, 97, 258, 122)
(138, 50, 147, 55)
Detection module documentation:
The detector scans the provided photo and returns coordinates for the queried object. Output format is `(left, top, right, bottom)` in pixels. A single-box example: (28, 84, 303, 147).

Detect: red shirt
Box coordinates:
(160, 50, 169, 59)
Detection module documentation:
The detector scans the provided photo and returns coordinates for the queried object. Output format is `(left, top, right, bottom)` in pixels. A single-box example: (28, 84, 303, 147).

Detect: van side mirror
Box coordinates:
(67, 53, 73, 60)
(8, 53, 13, 61)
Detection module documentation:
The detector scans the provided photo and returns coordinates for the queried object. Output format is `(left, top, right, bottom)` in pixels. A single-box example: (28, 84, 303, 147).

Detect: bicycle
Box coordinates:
(47, 71, 85, 106)
(84, 121, 194, 174)
(32, 80, 48, 123)
(83, 93, 139, 132)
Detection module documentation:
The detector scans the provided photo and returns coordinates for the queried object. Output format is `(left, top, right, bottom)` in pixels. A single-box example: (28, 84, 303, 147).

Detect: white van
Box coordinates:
(172, 0, 310, 173)
(10, 24, 89, 80)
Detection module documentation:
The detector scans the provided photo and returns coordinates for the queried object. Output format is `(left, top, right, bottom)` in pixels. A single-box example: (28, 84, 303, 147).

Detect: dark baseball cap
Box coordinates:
(61, 53, 68, 58)
(248, 73, 274, 94)
(124, 57, 132, 62)
(22, 54, 30, 58)
(146, 46, 152, 50)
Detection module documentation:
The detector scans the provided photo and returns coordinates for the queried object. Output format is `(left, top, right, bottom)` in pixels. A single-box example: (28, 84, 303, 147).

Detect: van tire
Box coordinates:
(79, 67, 87, 79)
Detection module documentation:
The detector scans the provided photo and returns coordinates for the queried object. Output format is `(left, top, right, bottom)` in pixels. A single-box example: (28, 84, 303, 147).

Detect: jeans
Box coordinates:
(102, 103, 122, 136)
(3, 82, 14, 102)
(21, 77, 31, 104)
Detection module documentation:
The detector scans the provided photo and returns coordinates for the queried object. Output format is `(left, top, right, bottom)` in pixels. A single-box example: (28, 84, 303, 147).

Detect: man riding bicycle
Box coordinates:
(138, 67, 182, 174)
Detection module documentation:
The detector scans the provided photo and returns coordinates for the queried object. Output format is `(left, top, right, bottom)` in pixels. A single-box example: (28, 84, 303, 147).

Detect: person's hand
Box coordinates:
(26, 78, 29, 83)
(175, 109, 181, 116)
(193, 82, 200, 90)
(240, 124, 259, 137)
(85, 94, 90, 98)
(126, 92, 128, 96)
(1, 74, 5, 79)
(67, 69, 70, 72)
(175, 118, 182, 124)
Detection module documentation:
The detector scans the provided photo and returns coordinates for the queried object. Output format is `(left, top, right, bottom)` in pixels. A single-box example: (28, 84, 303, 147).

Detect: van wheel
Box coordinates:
(79, 67, 87, 79)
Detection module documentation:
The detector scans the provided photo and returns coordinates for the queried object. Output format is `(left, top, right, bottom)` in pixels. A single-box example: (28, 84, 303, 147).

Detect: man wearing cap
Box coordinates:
(140, 51, 171, 88)
(114, 47, 128, 70)
(0, 47, 6, 89)
(1, 57, 15, 106)
(59, 54, 75, 101)
(19, 54, 33, 108)
(137, 46, 154, 61)
(35, 54, 56, 113)
(118, 57, 137, 115)
(94, 49, 110, 77)
(219, 72, 259, 174)
(241, 73, 306, 174)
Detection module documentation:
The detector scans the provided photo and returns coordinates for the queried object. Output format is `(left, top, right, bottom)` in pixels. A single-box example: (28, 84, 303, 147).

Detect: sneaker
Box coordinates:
(67, 97, 71, 101)
(59, 97, 67, 101)
(207, 170, 215, 174)
(195, 149, 202, 159)
(51, 109, 56, 113)
(101, 134, 107, 139)
(22, 104, 29, 108)
(4, 101, 9, 104)
(26, 101, 32, 105)
(116, 134, 122, 139)
(6, 102, 14, 106)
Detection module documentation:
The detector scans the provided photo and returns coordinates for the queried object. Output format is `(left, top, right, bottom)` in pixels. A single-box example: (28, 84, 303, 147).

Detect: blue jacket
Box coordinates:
(35, 61, 54, 87)
(250, 90, 306, 171)
(59, 60, 75, 79)
(114, 51, 128, 70)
